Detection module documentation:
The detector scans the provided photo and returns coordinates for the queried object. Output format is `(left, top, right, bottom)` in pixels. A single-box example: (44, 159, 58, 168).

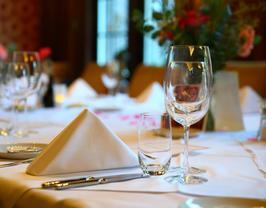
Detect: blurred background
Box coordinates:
(0, 0, 265, 95)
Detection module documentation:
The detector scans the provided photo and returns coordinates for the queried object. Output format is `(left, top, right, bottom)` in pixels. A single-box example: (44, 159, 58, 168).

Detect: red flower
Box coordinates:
(238, 25, 255, 58)
(158, 30, 174, 41)
(178, 10, 210, 29)
(186, 10, 199, 27)
(0, 44, 8, 61)
(38, 47, 52, 60)
(165, 31, 174, 40)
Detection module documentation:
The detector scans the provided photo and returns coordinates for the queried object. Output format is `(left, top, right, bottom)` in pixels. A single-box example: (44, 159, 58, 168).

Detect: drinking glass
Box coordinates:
(138, 112, 172, 176)
(2, 62, 31, 136)
(0, 62, 12, 136)
(11, 51, 42, 135)
(101, 62, 119, 95)
(13, 51, 42, 94)
(164, 45, 213, 184)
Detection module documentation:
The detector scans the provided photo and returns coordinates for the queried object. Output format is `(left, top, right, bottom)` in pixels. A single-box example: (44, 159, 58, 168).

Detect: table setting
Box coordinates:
(0, 47, 266, 208)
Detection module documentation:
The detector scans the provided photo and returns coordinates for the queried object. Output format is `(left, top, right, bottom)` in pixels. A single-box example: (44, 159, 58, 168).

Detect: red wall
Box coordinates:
(0, 0, 40, 50)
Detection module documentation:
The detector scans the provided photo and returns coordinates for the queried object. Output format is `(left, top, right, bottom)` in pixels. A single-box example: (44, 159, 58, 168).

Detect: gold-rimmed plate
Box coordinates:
(0, 143, 47, 160)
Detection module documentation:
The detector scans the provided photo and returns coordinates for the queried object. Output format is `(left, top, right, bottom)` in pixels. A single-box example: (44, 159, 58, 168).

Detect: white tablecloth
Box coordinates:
(0, 98, 265, 208)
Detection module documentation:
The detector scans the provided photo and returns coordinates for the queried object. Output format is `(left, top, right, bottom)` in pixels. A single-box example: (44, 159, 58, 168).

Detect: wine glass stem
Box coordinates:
(21, 97, 28, 115)
(108, 88, 115, 96)
(182, 125, 190, 175)
(11, 99, 20, 131)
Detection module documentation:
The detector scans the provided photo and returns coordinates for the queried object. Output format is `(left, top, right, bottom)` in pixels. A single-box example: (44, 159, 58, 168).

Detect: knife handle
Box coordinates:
(42, 177, 95, 189)
(53, 178, 102, 190)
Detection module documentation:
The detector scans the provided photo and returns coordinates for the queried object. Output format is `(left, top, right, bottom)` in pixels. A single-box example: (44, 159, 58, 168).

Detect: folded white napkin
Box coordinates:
(240, 86, 262, 113)
(212, 71, 244, 131)
(135, 82, 165, 111)
(26, 109, 138, 175)
(68, 78, 97, 99)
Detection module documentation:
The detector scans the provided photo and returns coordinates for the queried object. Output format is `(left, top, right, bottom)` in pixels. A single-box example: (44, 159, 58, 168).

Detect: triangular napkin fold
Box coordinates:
(68, 78, 97, 98)
(240, 86, 262, 113)
(27, 109, 138, 176)
(135, 82, 165, 112)
(136, 82, 164, 103)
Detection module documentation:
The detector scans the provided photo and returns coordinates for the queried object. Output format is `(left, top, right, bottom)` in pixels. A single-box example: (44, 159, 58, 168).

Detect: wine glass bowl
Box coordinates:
(5, 63, 30, 99)
(164, 45, 213, 184)
(12, 51, 42, 94)
(2, 62, 31, 137)
(7, 51, 43, 137)
(166, 62, 210, 127)
(101, 62, 120, 95)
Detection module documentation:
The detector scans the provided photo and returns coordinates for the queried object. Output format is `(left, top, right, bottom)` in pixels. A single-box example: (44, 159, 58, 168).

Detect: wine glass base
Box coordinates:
(165, 175, 208, 185)
(11, 128, 37, 138)
(0, 127, 12, 136)
(169, 166, 206, 174)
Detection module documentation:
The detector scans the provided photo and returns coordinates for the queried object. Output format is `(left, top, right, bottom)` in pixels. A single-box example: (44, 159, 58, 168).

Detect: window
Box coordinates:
(143, 0, 166, 66)
(97, 0, 129, 66)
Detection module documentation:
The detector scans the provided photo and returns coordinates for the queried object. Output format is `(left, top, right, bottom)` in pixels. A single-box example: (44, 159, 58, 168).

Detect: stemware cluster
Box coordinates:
(0, 51, 42, 138)
(164, 45, 213, 184)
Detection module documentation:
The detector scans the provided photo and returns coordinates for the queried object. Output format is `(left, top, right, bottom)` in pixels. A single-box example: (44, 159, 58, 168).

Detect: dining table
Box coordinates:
(0, 93, 265, 208)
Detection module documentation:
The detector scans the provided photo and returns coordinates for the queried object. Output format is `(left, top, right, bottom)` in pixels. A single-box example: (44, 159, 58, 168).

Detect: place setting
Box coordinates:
(0, 0, 266, 206)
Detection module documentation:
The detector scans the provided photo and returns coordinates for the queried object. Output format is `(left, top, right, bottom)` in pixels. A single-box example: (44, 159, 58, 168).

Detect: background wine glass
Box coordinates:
(11, 51, 42, 136)
(0, 62, 13, 136)
(13, 51, 42, 95)
(101, 62, 119, 96)
(2, 62, 31, 137)
(164, 45, 213, 185)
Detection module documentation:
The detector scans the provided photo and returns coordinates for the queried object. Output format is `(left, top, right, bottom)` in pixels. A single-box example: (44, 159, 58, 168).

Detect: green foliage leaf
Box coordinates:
(254, 35, 261, 45)
(153, 12, 163, 20)
(151, 31, 160, 39)
(143, 25, 155, 32)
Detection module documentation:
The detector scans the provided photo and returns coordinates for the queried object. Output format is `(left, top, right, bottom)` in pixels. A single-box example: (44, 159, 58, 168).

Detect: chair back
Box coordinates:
(226, 61, 266, 98)
(129, 64, 165, 97)
(81, 62, 107, 94)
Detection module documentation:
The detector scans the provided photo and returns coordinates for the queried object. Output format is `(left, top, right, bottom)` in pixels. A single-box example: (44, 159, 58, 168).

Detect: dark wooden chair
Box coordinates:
(129, 64, 165, 97)
(226, 61, 266, 98)
(81, 62, 107, 94)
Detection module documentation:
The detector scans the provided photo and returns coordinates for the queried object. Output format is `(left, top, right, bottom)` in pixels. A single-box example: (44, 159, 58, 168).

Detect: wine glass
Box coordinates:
(2, 62, 31, 136)
(11, 51, 42, 136)
(101, 62, 119, 95)
(164, 45, 213, 184)
(13, 51, 42, 94)
(0, 62, 13, 136)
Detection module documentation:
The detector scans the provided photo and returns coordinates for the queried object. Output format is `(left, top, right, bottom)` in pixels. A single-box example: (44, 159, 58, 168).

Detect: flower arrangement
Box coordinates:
(0, 42, 17, 62)
(38, 47, 53, 74)
(133, 0, 266, 72)
(38, 47, 52, 61)
(0, 44, 8, 61)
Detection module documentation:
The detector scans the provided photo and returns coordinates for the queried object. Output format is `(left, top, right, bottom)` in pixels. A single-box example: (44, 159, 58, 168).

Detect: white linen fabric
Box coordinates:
(240, 86, 262, 113)
(0, 107, 265, 208)
(67, 78, 97, 99)
(26, 109, 138, 175)
(241, 141, 266, 174)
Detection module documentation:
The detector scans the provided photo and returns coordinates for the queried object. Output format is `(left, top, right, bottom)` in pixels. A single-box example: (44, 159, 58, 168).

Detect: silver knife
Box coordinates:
(0, 158, 34, 168)
(42, 173, 149, 190)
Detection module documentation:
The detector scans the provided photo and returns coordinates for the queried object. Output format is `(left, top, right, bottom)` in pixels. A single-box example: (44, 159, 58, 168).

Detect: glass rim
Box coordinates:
(169, 45, 210, 49)
(140, 111, 169, 117)
(13, 51, 39, 55)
